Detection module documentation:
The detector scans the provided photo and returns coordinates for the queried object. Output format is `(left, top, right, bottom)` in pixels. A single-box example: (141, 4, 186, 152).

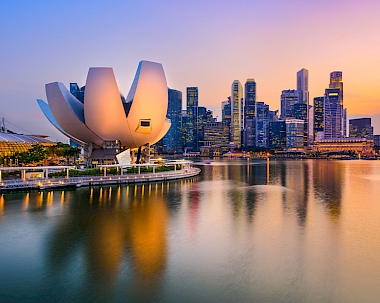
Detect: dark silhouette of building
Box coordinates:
(349, 118, 374, 141)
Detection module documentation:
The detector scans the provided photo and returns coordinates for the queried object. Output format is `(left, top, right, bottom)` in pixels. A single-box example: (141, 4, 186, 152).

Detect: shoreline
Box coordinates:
(0, 167, 201, 192)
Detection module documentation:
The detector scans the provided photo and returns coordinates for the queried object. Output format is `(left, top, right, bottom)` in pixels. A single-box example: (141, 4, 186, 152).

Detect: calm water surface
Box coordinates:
(1, 159, 380, 302)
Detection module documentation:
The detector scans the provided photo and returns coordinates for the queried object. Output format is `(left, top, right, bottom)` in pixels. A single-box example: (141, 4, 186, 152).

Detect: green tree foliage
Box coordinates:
(54, 142, 80, 165)
(13, 145, 49, 165)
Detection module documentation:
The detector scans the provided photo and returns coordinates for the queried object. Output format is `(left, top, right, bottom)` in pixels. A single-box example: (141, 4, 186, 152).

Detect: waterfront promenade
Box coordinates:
(0, 162, 200, 192)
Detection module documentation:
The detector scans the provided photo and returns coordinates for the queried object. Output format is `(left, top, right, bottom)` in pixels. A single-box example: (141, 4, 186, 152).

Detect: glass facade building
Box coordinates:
(349, 118, 374, 141)
(286, 119, 305, 150)
(269, 120, 286, 149)
(231, 80, 243, 148)
(327, 71, 345, 137)
(313, 96, 324, 140)
(244, 79, 256, 148)
(202, 122, 230, 152)
(324, 88, 342, 139)
(157, 88, 183, 153)
(256, 102, 269, 148)
(280, 90, 302, 120)
(186, 87, 198, 151)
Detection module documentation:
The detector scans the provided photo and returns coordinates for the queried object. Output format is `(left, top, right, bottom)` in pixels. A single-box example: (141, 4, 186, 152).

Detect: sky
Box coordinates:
(1, 0, 380, 142)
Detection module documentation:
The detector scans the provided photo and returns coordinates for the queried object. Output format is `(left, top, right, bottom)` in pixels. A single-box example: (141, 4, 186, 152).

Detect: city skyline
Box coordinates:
(1, 0, 380, 141)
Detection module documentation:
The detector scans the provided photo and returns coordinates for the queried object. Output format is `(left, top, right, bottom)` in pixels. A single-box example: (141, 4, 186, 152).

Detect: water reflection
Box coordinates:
(313, 160, 343, 219)
(1, 160, 380, 302)
(41, 183, 171, 301)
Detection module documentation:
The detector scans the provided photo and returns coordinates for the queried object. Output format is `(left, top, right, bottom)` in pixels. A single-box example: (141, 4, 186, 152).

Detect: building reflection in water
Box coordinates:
(312, 160, 343, 219)
(39, 182, 171, 301)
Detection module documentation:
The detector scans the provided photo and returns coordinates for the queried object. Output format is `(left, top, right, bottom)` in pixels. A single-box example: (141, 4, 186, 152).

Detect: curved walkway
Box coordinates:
(0, 167, 201, 192)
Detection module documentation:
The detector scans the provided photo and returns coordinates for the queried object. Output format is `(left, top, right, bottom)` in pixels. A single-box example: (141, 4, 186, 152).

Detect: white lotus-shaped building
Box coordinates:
(37, 61, 171, 160)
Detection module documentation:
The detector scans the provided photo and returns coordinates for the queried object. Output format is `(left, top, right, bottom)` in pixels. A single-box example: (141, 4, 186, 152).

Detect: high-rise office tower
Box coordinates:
(313, 96, 324, 140)
(154, 88, 183, 154)
(297, 69, 309, 145)
(328, 71, 345, 137)
(297, 69, 309, 105)
(255, 101, 269, 148)
(222, 99, 232, 124)
(231, 80, 243, 148)
(280, 90, 302, 120)
(269, 120, 286, 149)
(286, 119, 305, 150)
(166, 88, 183, 153)
(181, 110, 188, 151)
(197, 106, 213, 147)
(349, 118, 374, 140)
(324, 88, 342, 138)
(244, 79, 256, 118)
(203, 122, 230, 153)
(329, 71, 343, 96)
(343, 108, 347, 137)
(186, 87, 198, 151)
(294, 103, 308, 147)
(244, 79, 256, 148)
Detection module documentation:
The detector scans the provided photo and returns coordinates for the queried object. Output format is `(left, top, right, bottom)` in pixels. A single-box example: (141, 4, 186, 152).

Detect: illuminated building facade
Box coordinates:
(312, 138, 373, 154)
(197, 106, 214, 147)
(269, 120, 286, 149)
(256, 102, 269, 148)
(244, 79, 256, 148)
(313, 96, 324, 140)
(201, 122, 230, 156)
(349, 118, 374, 141)
(38, 61, 171, 163)
(231, 80, 243, 148)
(286, 119, 304, 150)
(328, 71, 346, 137)
(324, 88, 342, 139)
(280, 90, 302, 120)
(222, 99, 231, 125)
(186, 87, 198, 151)
(294, 103, 308, 147)
(0, 133, 54, 159)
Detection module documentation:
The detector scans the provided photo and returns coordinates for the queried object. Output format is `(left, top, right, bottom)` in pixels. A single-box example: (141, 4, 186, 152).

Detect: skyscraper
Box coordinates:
(222, 99, 232, 125)
(286, 119, 305, 150)
(231, 80, 243, 148)
(186, 87, 198, 151)
(165, 88, 183, 153)
(297, 69, 309, 106)
(203, 122, 230, 153)
(152, 88, 183, 154)
(327, 71, 345, 138)
(255, 101, 269, 148)
(294, 103, 308, 147)
(324, 88, 342, 138)
(297, 69, 309, 145)
(313, 96, 324, 140)
(197, 106, 213, 147)
(244, 79, 256, 148)
(269, 120, 286, 149)
(280, 89, 302, 120)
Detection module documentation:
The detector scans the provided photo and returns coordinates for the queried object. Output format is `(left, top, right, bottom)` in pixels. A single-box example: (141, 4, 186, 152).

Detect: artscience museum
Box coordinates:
(37, 61, 171, 164)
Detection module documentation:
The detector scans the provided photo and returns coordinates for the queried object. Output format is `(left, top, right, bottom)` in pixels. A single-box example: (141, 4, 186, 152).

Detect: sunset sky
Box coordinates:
(1, 0, 380, 141)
